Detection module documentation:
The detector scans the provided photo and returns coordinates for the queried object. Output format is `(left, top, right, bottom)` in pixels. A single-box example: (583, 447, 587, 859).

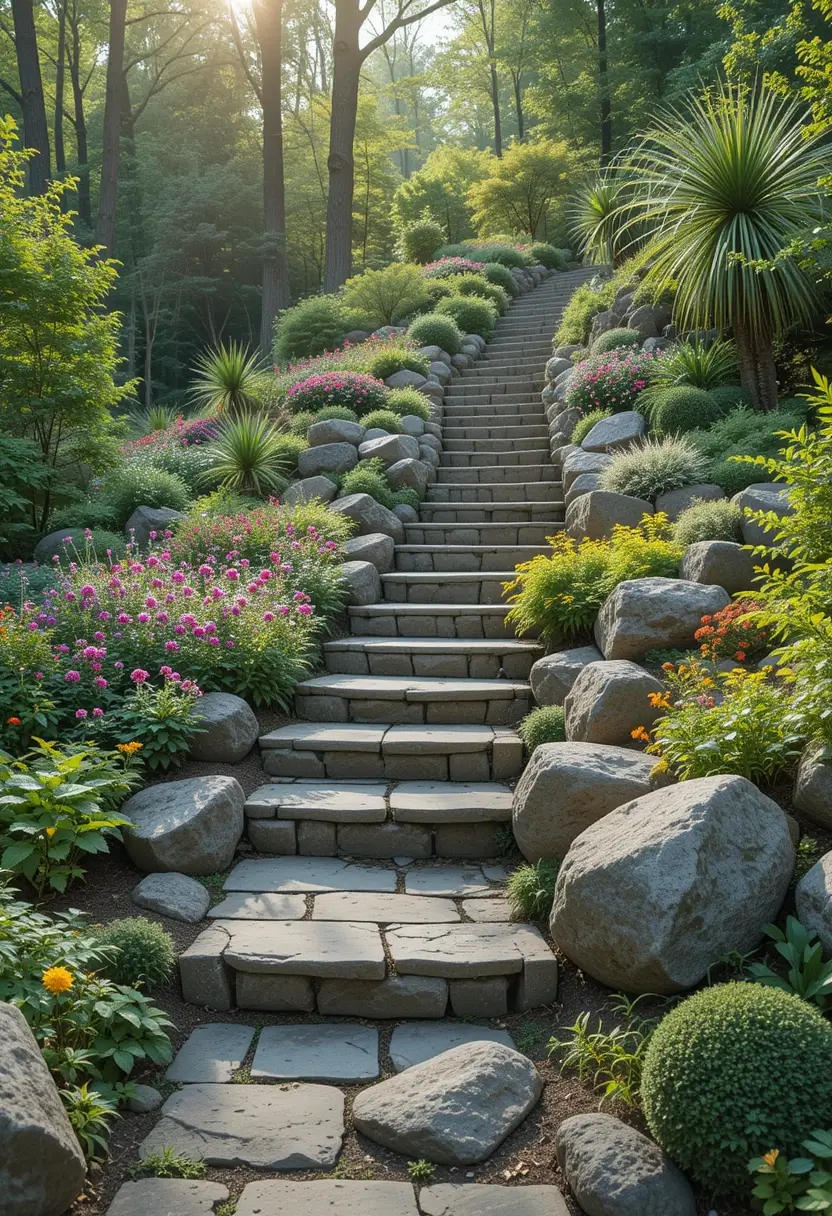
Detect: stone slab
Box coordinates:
(390, 782, 513, 823)
(405, 865, 501, 897)
(251, 1024, 379, 1083)
(390, 1023, 515, 1071)
(387, 923, 524, 977)
(105, 1180, 230, 1216)
(221, 919, 386, 979)
(235, 1181, 419, 1216)
(382, 725, 494, 754)
(260, 724, 387, 753)
(224, 858, 397, 893)
(419, 1184, 570, 1215)
(317, 975, 448, 1018)
(140, 1084, 344, 1169)
(245, 783, 388, 823)
(166, 1023, 255, 1083)
(208, 892, 307, 920)
(312, 892, 460, 923)
(237, 972, 315, 1012)
(463, 896, 513, 922)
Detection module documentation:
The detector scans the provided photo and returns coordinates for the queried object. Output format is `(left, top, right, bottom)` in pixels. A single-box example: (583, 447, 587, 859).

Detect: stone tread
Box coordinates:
(244, 779, 514, 824)
(324, 636, 541, 654)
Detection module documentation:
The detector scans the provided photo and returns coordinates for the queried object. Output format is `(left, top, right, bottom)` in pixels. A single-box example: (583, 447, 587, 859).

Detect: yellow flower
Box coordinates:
(44, 826, 56, 837)
(763, 1149, 779, 1167)
(42, 966, 74, 995)
(117, 741, 143, 755)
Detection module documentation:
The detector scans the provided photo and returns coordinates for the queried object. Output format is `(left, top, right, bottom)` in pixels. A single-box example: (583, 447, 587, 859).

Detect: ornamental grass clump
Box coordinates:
(565, 348, 655, 415)
(507, 859, 561, 921)
(285, 370, 389, 417)
(600, 436, 707, 501)
(672, 498, 743, 546)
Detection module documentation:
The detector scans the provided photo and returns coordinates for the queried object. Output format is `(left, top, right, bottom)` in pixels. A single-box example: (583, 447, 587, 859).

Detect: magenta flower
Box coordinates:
(75, 708, 88, 719)
(64, 670, 81, 683)
(92, 707, 103, 718)
(130, 668, 149, 684)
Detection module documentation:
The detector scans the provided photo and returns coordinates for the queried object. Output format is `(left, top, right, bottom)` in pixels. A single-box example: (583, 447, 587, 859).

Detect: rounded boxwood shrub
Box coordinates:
(571, 408, 612, 447)
(530, 242, 566, 269)
(314, 405, 359, 424)
(397, 214, 445, 264)
(651, 386, 723, 436)
(424, 279, 455, 306)
(289, 411, 316, 436)
(96, 917, 176, 991)
(285, 371, 388, 417)
(518, 705, 566, 752)
(393, 486, 421, 510)
(102, 467, 191, 528)
(483, 261, 519, 298)
(641, 983, 832, 1193)
(273, 295, 346, 363)
(445, 274, 509, 315)
(361, 409, 402, 434)
(340, 458, 396, 508)
(367, 349, 430, 380)
(600, 436, 707, 502)
(386, 388, 430, 420)
(435, 295, 497, 339)
(707, 384, 752, 413)
(673, 498, 743, 545)
(566, 349, 655, 415)
(407, 313, 463, 356)
(592, 327, 641, 355)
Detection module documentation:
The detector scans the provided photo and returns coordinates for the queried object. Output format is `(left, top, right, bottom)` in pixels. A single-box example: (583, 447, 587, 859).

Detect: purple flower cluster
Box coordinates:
(422, 257, 486, 279)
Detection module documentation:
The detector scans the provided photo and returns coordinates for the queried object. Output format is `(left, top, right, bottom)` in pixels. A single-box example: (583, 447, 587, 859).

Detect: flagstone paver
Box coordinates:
(251, 1024, 379, 1082)
(235, 1180, 419, 1216)
(165, 1023, 255, 1083)
(105, 1180, 230, 1216)
(419, 1184, 571, 1215)
(221, 919, 387, 978)
(208, 891, 307, 919)
(312, 891, 461, 923)
(404, 865, 503, 897)
(389, 1022, 515, 1071)
(224, 857, 398, 893)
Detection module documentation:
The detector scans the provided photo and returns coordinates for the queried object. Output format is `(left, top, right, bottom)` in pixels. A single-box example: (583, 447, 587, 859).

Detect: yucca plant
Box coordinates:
(648, 339, 739, 391)
(199, 414, 290, 497)
(190, 341, 266, 416)
(128, 405, 178, 435)
(569, 168, 633, 268)
(619, 83, 828, 412)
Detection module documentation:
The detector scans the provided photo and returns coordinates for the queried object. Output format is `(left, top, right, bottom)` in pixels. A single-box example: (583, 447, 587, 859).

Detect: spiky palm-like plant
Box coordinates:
(569, 168, 631, 267)
(190, 341, 265, 417)
(200, 414, 290, 498)
(620, 84, 828, 412)
(647, 339, 739, 391)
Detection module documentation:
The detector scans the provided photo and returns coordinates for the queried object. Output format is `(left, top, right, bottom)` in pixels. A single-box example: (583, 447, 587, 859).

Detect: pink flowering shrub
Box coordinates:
(422, 257, 486, 279)
(285, 370, 389, 417)
(565, 348, 657, 416)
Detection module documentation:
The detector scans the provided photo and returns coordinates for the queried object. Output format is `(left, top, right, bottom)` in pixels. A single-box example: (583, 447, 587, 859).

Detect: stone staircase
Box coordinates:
(181, 271, 593, 1023)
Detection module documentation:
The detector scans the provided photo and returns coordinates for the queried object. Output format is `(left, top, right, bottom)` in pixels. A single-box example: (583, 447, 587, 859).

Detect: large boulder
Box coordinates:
(546, 356, 573, 382)
(307, 419, 365, 447)
(0, 1002, 87, 1216)
(732, 482, 793, 546)
(565, 473, 602, 506)
(297, 443, 358, 478)
(550, 775, 795, 993)
(580, 411, 645, 453)
(352, 1041, 542, 1164)
(796, 852, 832, 953)
(529, 645, 603, 707)
(329, 493, 404, 544)
(343, 532, 395, 574)
(340, 560, 381, 606)
(655, 483, 724, 521)
(794, 744, 832, 830)
(386, 458, 430, 494)
(188, 692, 259, 764)
(125, 506, 187, 549)
(122, 776, 245, 874)
(386, 369, 428, 391)
(564, 660, 664, 747)
(555, 1113, 696, 1216)
(283, 476, 338, 507)
(562, 451, 612, 495)
(566, 491, 652, 542)
(594, 577, 730, 660)
(513, 742, 655, 862)
(33, 527, 93, 563)
(358, 434, 420, 467)
(679, 540, 758, 596)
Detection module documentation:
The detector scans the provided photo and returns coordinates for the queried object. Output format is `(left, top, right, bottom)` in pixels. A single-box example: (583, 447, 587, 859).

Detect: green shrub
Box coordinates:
(482, 261, 519, 297)
(340, 458, 396, 509)
(314, 405, 360, 424)
(518, 705, 566, 752)
(554, 278, 616, 345)
(641, 983, 832, 1193)
(386, 388, 431, 420)
(446, 241, 528, 268)
(673, 498, 743, 545)
(566, 349, 655, 415)
(600, 437, 707, 501)
(407, 313, 463, 355)
(273, 295, 347, 363)
(708, 384, 752, 413)
(435, 295, 497, 339)
(101, 467, 191, 528)
(592, 327, 641, 355)
(367, 349, 430, 380)
(397, 214, 445, 264)
(530, 242, 566, 269)
(393, 486, 421, 510)
(289, 411, 316, 436)
(689, 405, 805, 495)
(130, 1149, 207, 1180)
(198, 415, 292, 498)
(48, 499, 120, 532)
(424, 279, 455, 306)
(342, 264, 432, 327)
(285, 371, 389, 417)
(361, 409, 402, 433)
(571, 409, 613, 446)
(647, 339, 739, 393)
(0, 562, 58, 604)
(95, 918, 175, 991)
(507, 859, 561, 920)
(651, 386, 723, 436)
(444, 273, 509, 315)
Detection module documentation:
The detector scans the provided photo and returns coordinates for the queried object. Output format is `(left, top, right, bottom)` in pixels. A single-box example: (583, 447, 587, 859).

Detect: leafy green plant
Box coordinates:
(555, 276, 616, 345)
(482, 261, 519, 297)
(673, 498, 743, 545)
(385, 388, 431, 420)
(600, 436, 707, 501)
(794, 836, 823, 887)
(200, 414, 291, 497)
(397, 213, 445, 264)
(518, 705, 566, 752)
(530, 241, 566, 269)
(641, 983, 832, 1193)
(342, 264, 432, 326)
(101, 467, 191, 529)
(189, 341, 265, 417)
(61, 1082, 119, 1161)
(113, 681, 205, 771)
(592, 327, 641, 355)
(289, 411, 316, 436)
(749, 918, 832, 1012)
(274, 295, 347, 363)
(709, 384, 753, 413)
(566, 348, 655, 415)
(507, 859, 561, 921)
(340, 458, 397, 509)
(130, 1148, 207, 1180)
(749, 1131, 832, 1214)
(569, 169, 630, 268)
(650, 386, 723, 436)
(361, 409, 402, 434)
(129, 405, 179, 436)
(435, 294, 497, 339)
(407, 1159, 436, 1183)
(649, 338, 739, 393)
(366, 349, 430, 380)
(315, 405, 360, 423)
(407, 312, 463, 354)
(571, 408, 612, 446)
(95, 918, 175, 991)
(443, 272, 509, 315)
(689, 405, 805, 495)
(550, 993, 657, 1108)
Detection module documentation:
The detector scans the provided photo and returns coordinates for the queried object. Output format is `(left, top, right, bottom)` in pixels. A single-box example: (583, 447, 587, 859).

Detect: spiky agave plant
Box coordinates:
(569, 168, 633, 268)
(647, 339, 739, 392)
(128, 404, 178, 435)
(618, 83, 828, 412)
(200, 414, 290, 498)
(190, 341, 266, 417)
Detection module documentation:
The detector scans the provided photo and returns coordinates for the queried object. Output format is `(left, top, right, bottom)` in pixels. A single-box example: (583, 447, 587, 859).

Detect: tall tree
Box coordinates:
(95, 0, 126, 253)
(474, 0, 501, 155)
(11, 0, 51, 191)
(597, 0, 611, 161)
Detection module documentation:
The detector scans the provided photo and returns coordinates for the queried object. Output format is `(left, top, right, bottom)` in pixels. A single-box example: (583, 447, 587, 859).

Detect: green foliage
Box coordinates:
(648, 339, 740, 392)
(0, 563, 58, 607)
(392, 487, 421, 510)
(439, 241, 527, 268)
(651, 386, 723, 436)
(690, 405, 805, 495)
(95, 919, 175, 991)
(361, 410, 402, 433)
(199, 415, 291, 498)
(794, 837, 823, 887)
(518, 706, 566, 752)
(530, 242, 566, 269)
(748, 1129, 832, 1215)
(397, 213, 445, 264)
(709, 384, 753, 413)
(407, 313, 463, 355)
(600, 436, 707, 501)
(113, 682, 205, 772)
(342, 264, 431, 327)
(366, 349, 430, 380)
(273, 295, 347, 363)
(482, 262, 519, 297)
(129, 406, 179, 437)
(571, 409, 613, 446)
(468, 140, 575, 240)
(435, 294, 497, 339)
(314, 405, 360, 424)
(47, 499, 120, 533)
(555, 277, 616, 345)
(569, 169, 630, 267)
(673, 498, 743, 546)
(289, 411, 316, 437)
(507, 859, 561, 921)
(45, 530, 128, 564)
(189, 341, 265, 416)
(103, 468, 191, 530)
(504, 517, 681, 643)
(407, 1159, 436, 1183)
(749, 917, 832, 1012)
(443, 273, 509, 315)
(61, 1083, 119, 1162)
(641, 983, 832, 1193)
(592, 327, 641, 355)
(550, 993, 657, 1109)
(0, 433, 50, 556)
(566, 349, 655, 415)
(340, 459, 397, 509)
(130, 1148, 207, 1180)
(385, 389, 431, 420)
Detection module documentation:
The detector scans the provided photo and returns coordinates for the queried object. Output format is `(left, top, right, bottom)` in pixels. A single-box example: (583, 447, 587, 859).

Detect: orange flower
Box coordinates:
(762, 1149, 779, 1167)
(117, 741, 143, 755)
(631, 726, 651, 742)
(647, 692, 671, 710)
(661, 662, 675, 672)
(6, 716, 20, 726)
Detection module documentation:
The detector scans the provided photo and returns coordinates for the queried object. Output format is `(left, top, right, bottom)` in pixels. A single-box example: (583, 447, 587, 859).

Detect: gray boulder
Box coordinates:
(0, 1002, 86, 1216)
(679, 540, 758, 596)
(400, 415, 426, 437)
(554, 344, 584, 361)
(796, 852, 832, 953)
(386, 369, 428, 391)
(550, 775, 795, 993)
(34, 527, 97, 563)
(566, 491, 653, 542)
(393, 503, 419, 524)
(352, 1041, 542, 1165)
(513, 741, 655, 863)
(546, 356, 573, 382)
(595, 577, 731, 660)
(358, 434, 421, 466)
(125, 507, 187, 549)
(556, 1113, 696, 1216)
(297, 443, 358, 478)
(329, 493, 404, 544)
(581, 411, 645, 453)
(794, 743, 832, 830)
(283, 476, 337, 507)
(564, 660, 665, 747)
(562, 451, 612, 495)
(188, 691, 259, 763)
(343, 532, 395, 574)
(565, 473, 602, 506)
(732, 482, 793, 546)
(122, 776, 245, 874)
(642, 337, 671, 356)
(627, 304, 660, 339)
(387, 457, 430, 494)
(655, 483, 724, 520)
(306, 419, 365, 447)
(530, 645, 603, 707)
(126, 1085, 164, 1114)
(341, 560, 381, 606)
(551, 406, 581, 441)
(131, 871, 211, 923)
(429, 361, 452, 383)
(590, 310, 619, 341)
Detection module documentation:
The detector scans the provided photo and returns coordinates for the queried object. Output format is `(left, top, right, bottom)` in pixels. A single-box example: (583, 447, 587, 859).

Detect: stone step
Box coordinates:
(323, 634, 542, 678)
(442, 424, 549, 441)
(441, 414, 546, 432)
(257, 721, 524, 780)
(381, 570, 518, 606)
(442, 397, 544, 413)
(464, 363, 548, 378)
(394, 543, 546, 572)
(444, 389, 543, 405)
(348, 602, 523, 640)
(294, 672, 531, 726)
(435, 463, 558, 484)
(440, 445, 549, 465)
(417, 501, 563, 524)
(404, 520, 561, 545)
(445, 380, 542, 397)
(426, 481, 560, 503)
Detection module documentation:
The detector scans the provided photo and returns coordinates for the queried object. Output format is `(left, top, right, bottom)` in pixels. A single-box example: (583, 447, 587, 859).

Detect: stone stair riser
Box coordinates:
(294, 693, 531, 728)
(440, 447, 549, 466)
(323, 641, 541, 679)
(381, 573, 517, 606)
(418, 505, 563, 524)
(394, 544, 547, 572)
(404, 522, 560, 545)
(246, 819, 507, 862)
(435, 464, 557, 483)
(426, 483, 561, 503)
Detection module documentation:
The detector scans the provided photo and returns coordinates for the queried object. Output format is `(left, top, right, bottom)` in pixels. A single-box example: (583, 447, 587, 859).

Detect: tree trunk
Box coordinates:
(513, 71, 524, 141)
(324, 0, 362, 291)
(96, 0, 128, 255)
(597, 0, 611, 165)
(12, 0, 51, 193)
(254, 0, 291, 355)
(68, 9, 91, 227)
(735, 320, 779, 412)
(489, 59, 502, 157)
(54, 0, 66, 176)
